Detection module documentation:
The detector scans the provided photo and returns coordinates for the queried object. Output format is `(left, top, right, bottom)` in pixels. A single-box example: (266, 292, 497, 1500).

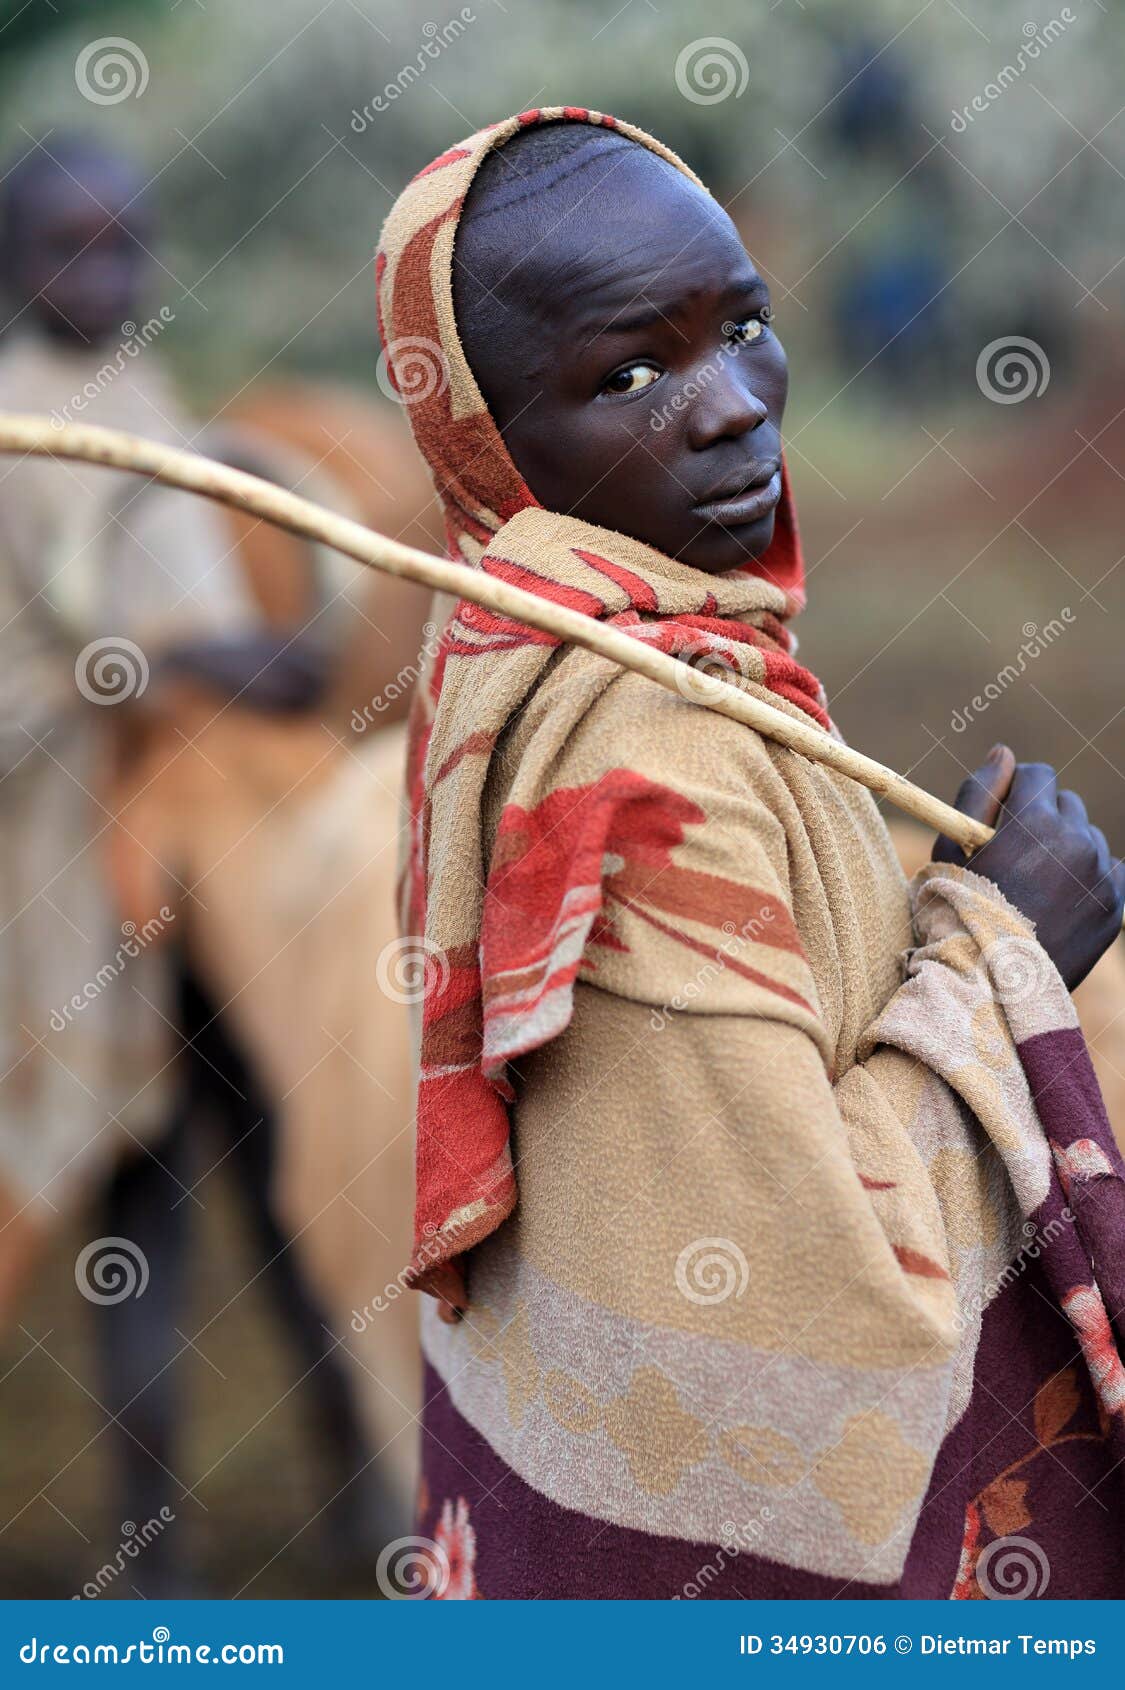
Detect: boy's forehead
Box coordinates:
(517, 144, 709, 253)
(514, 172, 754, 331)
(452, 131, 756, 382)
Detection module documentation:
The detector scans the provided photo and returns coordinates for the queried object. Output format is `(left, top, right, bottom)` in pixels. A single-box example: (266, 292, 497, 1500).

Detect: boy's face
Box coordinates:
(8, 160, 151, 347)
(459, 147, 788, 574)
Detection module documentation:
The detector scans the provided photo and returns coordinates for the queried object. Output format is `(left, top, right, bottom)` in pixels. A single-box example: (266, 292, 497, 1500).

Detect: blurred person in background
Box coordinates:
(0, 137, 258, 1268)
(828, 44, 956, 398)
(0, 137, 405, 1593)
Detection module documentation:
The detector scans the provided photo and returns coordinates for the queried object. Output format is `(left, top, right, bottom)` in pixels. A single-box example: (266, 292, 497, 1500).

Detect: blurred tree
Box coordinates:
(0, 0, 1119, 411)
(0, 0, 163, 53)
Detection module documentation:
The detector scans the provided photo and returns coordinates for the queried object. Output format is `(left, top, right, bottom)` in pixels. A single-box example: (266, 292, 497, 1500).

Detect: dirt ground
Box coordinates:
(0, 1161, 385, 1600)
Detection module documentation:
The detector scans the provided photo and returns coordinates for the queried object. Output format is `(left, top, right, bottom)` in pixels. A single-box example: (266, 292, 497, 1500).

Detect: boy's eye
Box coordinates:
(726, 314, 770, 345)
(600, 362, 662, 396)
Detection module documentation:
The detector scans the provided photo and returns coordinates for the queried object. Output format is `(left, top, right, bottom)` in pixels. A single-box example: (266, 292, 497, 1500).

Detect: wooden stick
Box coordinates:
(0, 411, 990, 848)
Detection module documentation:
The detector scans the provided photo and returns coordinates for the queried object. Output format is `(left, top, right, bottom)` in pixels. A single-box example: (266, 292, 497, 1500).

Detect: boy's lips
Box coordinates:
(692, 466, 782, 528)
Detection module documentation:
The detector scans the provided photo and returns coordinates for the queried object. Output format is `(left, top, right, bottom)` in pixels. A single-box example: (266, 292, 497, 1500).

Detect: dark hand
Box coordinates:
(934, 744, 1125, 990)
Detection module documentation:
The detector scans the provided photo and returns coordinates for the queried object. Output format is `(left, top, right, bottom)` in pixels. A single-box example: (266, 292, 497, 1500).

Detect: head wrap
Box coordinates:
(376, 106, 804, 600)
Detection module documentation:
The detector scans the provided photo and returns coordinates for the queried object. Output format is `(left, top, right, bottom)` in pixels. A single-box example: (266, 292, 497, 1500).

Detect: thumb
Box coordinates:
(932, 743, 1016, 865)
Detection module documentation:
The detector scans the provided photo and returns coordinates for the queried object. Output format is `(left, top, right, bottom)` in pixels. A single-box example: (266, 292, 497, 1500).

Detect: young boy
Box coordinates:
(377, 110, 1125, 1600)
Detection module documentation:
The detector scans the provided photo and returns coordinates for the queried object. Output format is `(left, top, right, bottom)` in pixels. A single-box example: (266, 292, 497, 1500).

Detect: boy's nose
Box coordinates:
(685, 370, 768, 449)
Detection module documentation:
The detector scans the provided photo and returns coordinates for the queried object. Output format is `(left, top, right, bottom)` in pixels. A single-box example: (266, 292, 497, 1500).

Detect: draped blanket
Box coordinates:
(377, 108, 1125, 1598)
(405, 508, 827, 1315)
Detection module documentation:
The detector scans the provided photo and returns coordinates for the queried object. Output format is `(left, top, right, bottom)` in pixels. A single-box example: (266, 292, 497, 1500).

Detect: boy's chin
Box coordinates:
(678, 511, 777, 575)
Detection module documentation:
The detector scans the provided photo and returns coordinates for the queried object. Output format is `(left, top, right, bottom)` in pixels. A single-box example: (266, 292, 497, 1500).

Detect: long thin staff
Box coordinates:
(0, 411, 991, 849)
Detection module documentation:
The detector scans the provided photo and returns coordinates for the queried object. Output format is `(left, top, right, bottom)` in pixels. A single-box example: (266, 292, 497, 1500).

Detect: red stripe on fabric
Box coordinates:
(447, 619, 558, 650)
(413, 147, 471, 179)
(428, 622, 454, 705)
(611, 860, 805, 957)
(571, 548, 660, 612)
(482, 554, 607, 617)
(670, 613, 770, 647)
(893, 1245, 952, 1282)
(761, 652, 831, 729)
(483, 964, 587, 1061)
(625, 899, 817, 1018)
(482, 910, 602, 1007)
(374, 251, 390, 371)
(385, 205, 539, 550)
(420, 945, 481, 1025)
(432, 728, 495, 788)
(445, 508, 495, 550)
(759, 611, 792, 650)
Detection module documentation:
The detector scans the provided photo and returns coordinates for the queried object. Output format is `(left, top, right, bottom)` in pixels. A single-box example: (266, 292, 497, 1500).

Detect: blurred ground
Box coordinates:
(0, 1165, 380, 1600)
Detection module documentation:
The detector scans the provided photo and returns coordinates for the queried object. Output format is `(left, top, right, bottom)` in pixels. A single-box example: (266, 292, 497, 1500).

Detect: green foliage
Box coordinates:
(1, 0, 1121, 411)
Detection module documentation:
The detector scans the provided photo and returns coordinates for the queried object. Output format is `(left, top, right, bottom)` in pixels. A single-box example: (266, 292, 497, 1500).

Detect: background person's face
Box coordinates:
(459, 150, 789, 574)
(10, 162, 151, 347)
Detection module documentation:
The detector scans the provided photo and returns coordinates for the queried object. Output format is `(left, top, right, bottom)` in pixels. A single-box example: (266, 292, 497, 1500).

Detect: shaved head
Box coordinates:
(453, 125, 681, 392)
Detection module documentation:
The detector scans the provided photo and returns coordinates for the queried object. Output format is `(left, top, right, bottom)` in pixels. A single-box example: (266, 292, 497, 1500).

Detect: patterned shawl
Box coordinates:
(377, 107, 819, 1312)
(379, 118, 1125, 1594)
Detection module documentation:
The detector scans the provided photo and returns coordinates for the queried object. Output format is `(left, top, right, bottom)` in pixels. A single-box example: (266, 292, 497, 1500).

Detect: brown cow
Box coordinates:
(104, 384, 440, 1527)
